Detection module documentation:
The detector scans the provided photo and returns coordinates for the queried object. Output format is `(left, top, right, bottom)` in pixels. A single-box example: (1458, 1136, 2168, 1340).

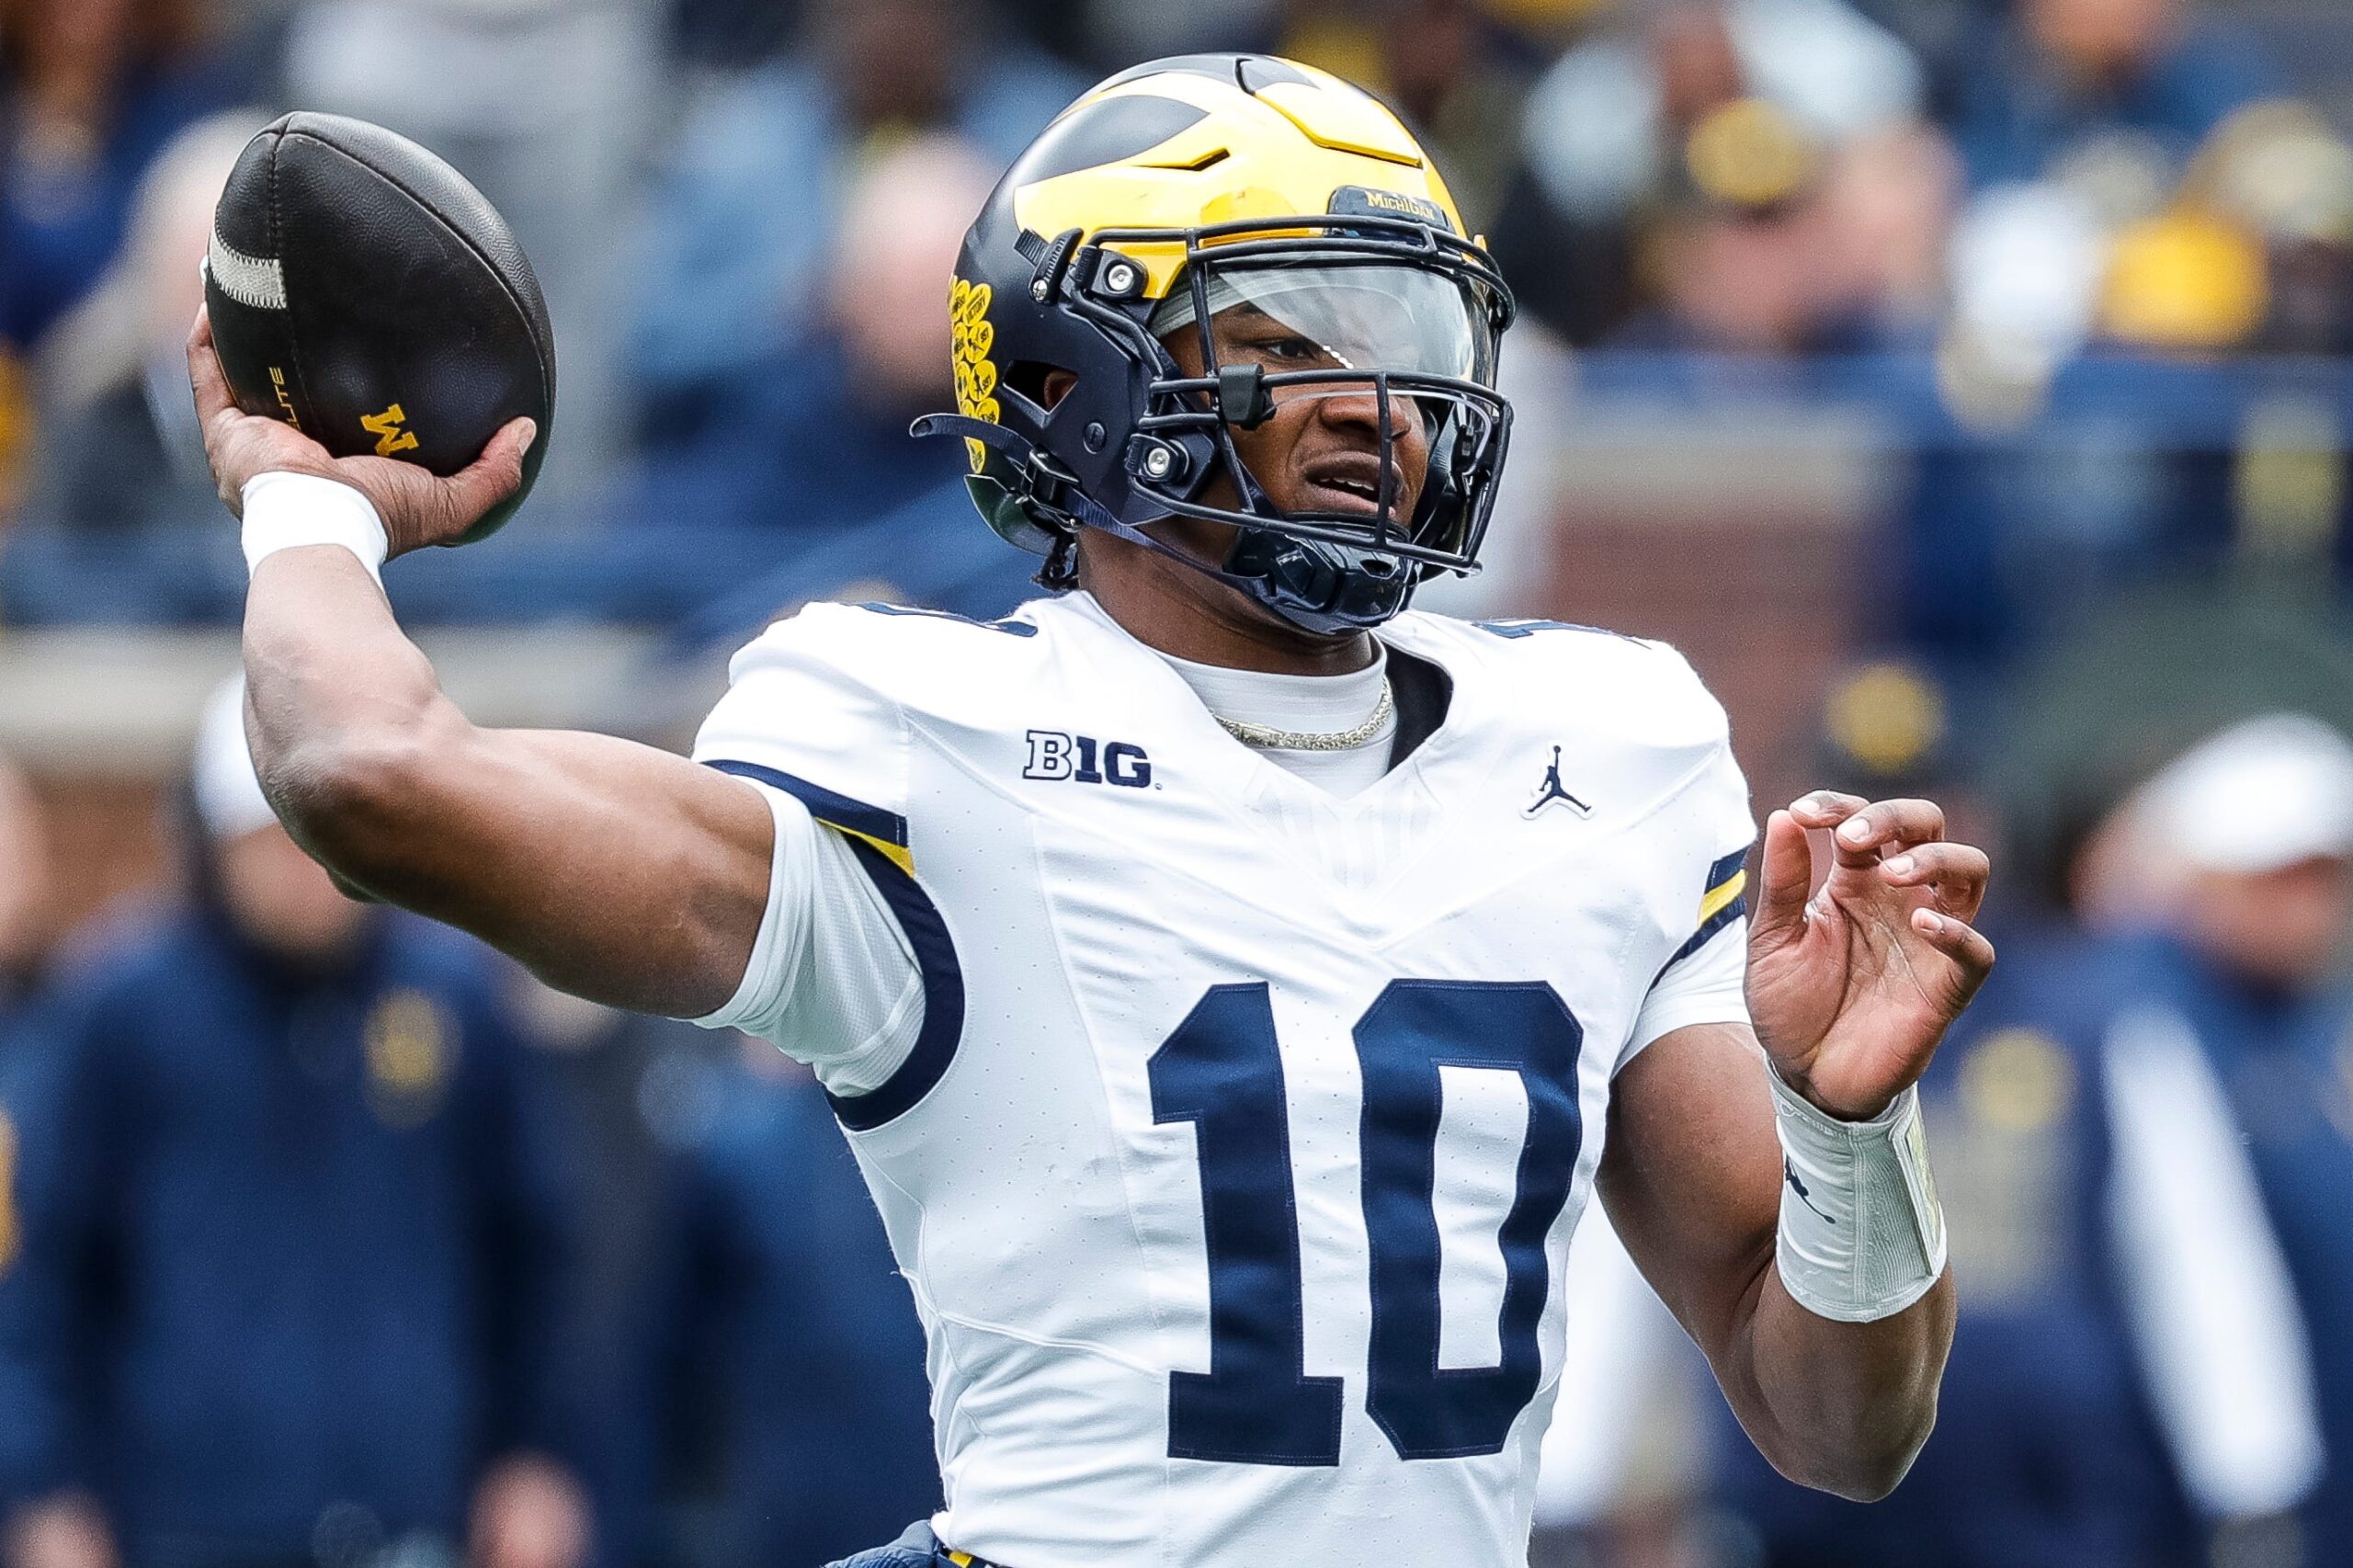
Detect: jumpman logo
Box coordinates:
(1523, 745, 1591, 817)
(1785, 1157, 1836, 1224)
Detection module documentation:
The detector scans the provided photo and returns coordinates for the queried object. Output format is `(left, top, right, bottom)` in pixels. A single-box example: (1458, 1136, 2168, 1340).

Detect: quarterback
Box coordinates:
(190, 56, 1989, 1568)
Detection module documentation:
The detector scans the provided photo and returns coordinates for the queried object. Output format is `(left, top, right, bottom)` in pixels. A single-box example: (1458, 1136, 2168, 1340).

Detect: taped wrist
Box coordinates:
(241, 472, 388, 589)
(1768, 1069, 1948, 1323)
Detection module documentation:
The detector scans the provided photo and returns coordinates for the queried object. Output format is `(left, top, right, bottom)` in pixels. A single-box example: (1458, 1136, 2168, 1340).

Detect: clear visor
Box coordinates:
(1150, 261, 1498, 385)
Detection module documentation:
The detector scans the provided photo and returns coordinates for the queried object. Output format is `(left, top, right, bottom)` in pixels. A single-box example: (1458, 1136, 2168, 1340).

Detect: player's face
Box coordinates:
(1160, 296, 1434, 524)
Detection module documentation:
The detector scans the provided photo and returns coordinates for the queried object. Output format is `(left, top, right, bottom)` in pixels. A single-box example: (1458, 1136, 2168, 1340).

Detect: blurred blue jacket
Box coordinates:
(629, 1052, 938, 1568)
(2106, 930, 2353, 1551)
(0, 902, 583, 1568)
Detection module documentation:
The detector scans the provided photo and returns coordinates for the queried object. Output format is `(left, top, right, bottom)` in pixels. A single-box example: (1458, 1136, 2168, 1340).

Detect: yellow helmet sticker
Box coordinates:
(950, 278, 1000, 472)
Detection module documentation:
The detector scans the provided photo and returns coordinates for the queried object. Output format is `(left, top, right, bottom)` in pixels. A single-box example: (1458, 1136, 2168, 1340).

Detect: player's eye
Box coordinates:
(1227, 331, 1324, 369)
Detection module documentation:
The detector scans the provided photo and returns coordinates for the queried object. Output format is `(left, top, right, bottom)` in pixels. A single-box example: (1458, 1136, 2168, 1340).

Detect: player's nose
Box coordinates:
(1311, 381, 1432, 475)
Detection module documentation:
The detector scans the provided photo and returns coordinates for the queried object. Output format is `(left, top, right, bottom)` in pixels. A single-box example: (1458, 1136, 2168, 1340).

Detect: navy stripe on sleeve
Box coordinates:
(705, 758, 909, 849)
(701, 758, 961, 1131)
(825, 838, 966, 1131)
(1655, 893, 1746, 983)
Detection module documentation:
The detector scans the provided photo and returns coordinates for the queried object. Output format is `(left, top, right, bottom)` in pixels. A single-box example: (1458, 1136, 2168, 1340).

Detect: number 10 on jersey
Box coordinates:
(1147, 980, 1586, 1465)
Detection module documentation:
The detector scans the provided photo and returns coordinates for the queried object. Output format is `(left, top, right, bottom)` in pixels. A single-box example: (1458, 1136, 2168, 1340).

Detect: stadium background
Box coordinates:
(4, 0, 2353, 1565)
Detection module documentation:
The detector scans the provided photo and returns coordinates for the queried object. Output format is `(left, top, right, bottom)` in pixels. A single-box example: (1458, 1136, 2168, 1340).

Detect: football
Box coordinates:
(203, 112, 554, 543)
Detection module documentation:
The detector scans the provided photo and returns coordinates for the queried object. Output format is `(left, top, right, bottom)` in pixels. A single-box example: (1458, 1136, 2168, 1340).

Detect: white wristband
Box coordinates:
(1768, 1068, 1948, 1323)
(241, 472, 389, 590)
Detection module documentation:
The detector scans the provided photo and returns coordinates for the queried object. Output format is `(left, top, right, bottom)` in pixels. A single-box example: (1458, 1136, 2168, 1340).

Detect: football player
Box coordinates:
(187, 56, 1991, 1568)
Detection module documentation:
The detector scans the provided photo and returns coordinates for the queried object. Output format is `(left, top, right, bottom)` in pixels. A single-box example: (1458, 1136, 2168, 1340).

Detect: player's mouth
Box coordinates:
(1299, 456, 1401, 517)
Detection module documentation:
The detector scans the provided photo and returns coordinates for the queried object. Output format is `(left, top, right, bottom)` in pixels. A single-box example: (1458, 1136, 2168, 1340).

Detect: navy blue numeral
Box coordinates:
(1149, 984, 1346, 1465)
(1356, 982, 1585, 1459)
(1152, 980, 1586, 1466)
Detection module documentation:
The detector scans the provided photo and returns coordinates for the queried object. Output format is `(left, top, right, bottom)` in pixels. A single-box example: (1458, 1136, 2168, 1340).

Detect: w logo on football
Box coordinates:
(361, 402, 420, 458)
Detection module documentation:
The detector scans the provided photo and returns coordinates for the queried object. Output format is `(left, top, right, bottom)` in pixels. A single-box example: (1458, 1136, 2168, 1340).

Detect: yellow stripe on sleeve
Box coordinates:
(1698, 869, 1747, 926)
(822, 820, 915, 875)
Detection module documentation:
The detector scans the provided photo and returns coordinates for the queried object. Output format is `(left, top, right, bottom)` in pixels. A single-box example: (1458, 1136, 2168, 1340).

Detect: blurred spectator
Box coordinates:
(0, 758, 51, 1026)
(1608, 112, 1958, 356)
(632, 1040, 938, 1568)
(0, 756, 53, 1302)
(1500, 0, 1926, 343)
(24, 110, 261, 540)
(282, 0, 668, 504)
(1275, 0, 1550, 235)
(2091, 714, 2353, 1558)
(1949, 0, 2279, 193)
(621, 133, 1040, 622)
(631, 134, 990, 526)
(1906, 95, 2353, 687)
(0, 0, 242, 352)
(0, 0, 244, 515)
(0, 680, 592, 1568)
(625, 0, 1083, 433)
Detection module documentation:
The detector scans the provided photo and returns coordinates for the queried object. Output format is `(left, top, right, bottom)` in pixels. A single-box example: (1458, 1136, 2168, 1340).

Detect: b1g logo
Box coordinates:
(1025, 730, 1153, 788)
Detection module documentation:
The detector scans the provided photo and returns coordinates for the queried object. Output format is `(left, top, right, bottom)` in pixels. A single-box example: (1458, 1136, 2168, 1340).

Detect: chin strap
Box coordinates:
(910, 412, 1411, 636)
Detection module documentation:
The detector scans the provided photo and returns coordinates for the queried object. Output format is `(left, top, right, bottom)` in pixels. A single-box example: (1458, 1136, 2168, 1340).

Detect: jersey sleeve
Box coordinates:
(1624, 908, 1749, 1068)
(1620, 727, 1756, 1074)
(687, 610, 928, 1098)
(691, 604, 914, 868)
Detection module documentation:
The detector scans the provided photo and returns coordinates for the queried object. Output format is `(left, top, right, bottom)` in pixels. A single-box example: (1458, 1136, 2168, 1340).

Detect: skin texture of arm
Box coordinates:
(195, 313, 773, 1017)
(1603, 792, 1993, 1501)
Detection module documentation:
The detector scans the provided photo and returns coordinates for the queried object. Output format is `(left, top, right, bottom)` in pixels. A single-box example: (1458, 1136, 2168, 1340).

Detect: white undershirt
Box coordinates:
(1156, 642, 1398, 799)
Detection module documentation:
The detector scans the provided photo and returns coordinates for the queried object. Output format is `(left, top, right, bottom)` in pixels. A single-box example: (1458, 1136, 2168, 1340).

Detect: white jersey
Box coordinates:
(690, 591, 1755, 1567)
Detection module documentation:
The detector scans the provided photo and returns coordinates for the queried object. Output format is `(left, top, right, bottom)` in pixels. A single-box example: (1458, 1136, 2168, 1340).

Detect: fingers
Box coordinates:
(1911, 908, 1996, 1001)
(1831, 797, 1947, 858)
(438, 417, 536, 536)
(1879, 840, 1991, 921)
(1748, 808, 1815, 949)
(1790, 792, 1947, 870)
(186, 307, 236, 427)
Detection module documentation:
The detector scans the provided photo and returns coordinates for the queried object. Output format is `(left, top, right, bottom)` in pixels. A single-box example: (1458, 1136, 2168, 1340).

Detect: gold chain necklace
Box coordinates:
(1212, 679, 1395, 753)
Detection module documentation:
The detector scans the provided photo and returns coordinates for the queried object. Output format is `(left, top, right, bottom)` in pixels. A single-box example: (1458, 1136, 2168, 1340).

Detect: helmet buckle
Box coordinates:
(1127, 436, 1188, 485)
(1029, 227, 1083, 305)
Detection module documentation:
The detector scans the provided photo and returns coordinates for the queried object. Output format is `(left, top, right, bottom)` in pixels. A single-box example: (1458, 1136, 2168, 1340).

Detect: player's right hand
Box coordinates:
(188, 308, 535, 558)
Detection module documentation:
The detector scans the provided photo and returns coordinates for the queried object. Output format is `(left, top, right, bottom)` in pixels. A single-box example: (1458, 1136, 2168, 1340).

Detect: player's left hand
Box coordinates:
(1745, 793, 1995, 1120)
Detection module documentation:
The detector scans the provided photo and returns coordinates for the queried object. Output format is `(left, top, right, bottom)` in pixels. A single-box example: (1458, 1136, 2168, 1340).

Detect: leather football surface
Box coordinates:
(205, 111, 555, 543)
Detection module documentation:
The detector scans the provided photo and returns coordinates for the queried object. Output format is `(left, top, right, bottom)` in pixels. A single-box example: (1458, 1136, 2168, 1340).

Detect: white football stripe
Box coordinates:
(208, 227, 286, 311)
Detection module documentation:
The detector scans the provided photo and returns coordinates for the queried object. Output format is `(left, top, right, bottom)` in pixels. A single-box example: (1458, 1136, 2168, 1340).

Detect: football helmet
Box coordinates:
(914, 53, 1516, 634)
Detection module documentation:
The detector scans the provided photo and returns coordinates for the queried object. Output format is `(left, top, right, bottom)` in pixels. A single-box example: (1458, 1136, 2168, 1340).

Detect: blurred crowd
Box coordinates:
(0, 0, 2347, 661)
(6, 1, 2353, 1566)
